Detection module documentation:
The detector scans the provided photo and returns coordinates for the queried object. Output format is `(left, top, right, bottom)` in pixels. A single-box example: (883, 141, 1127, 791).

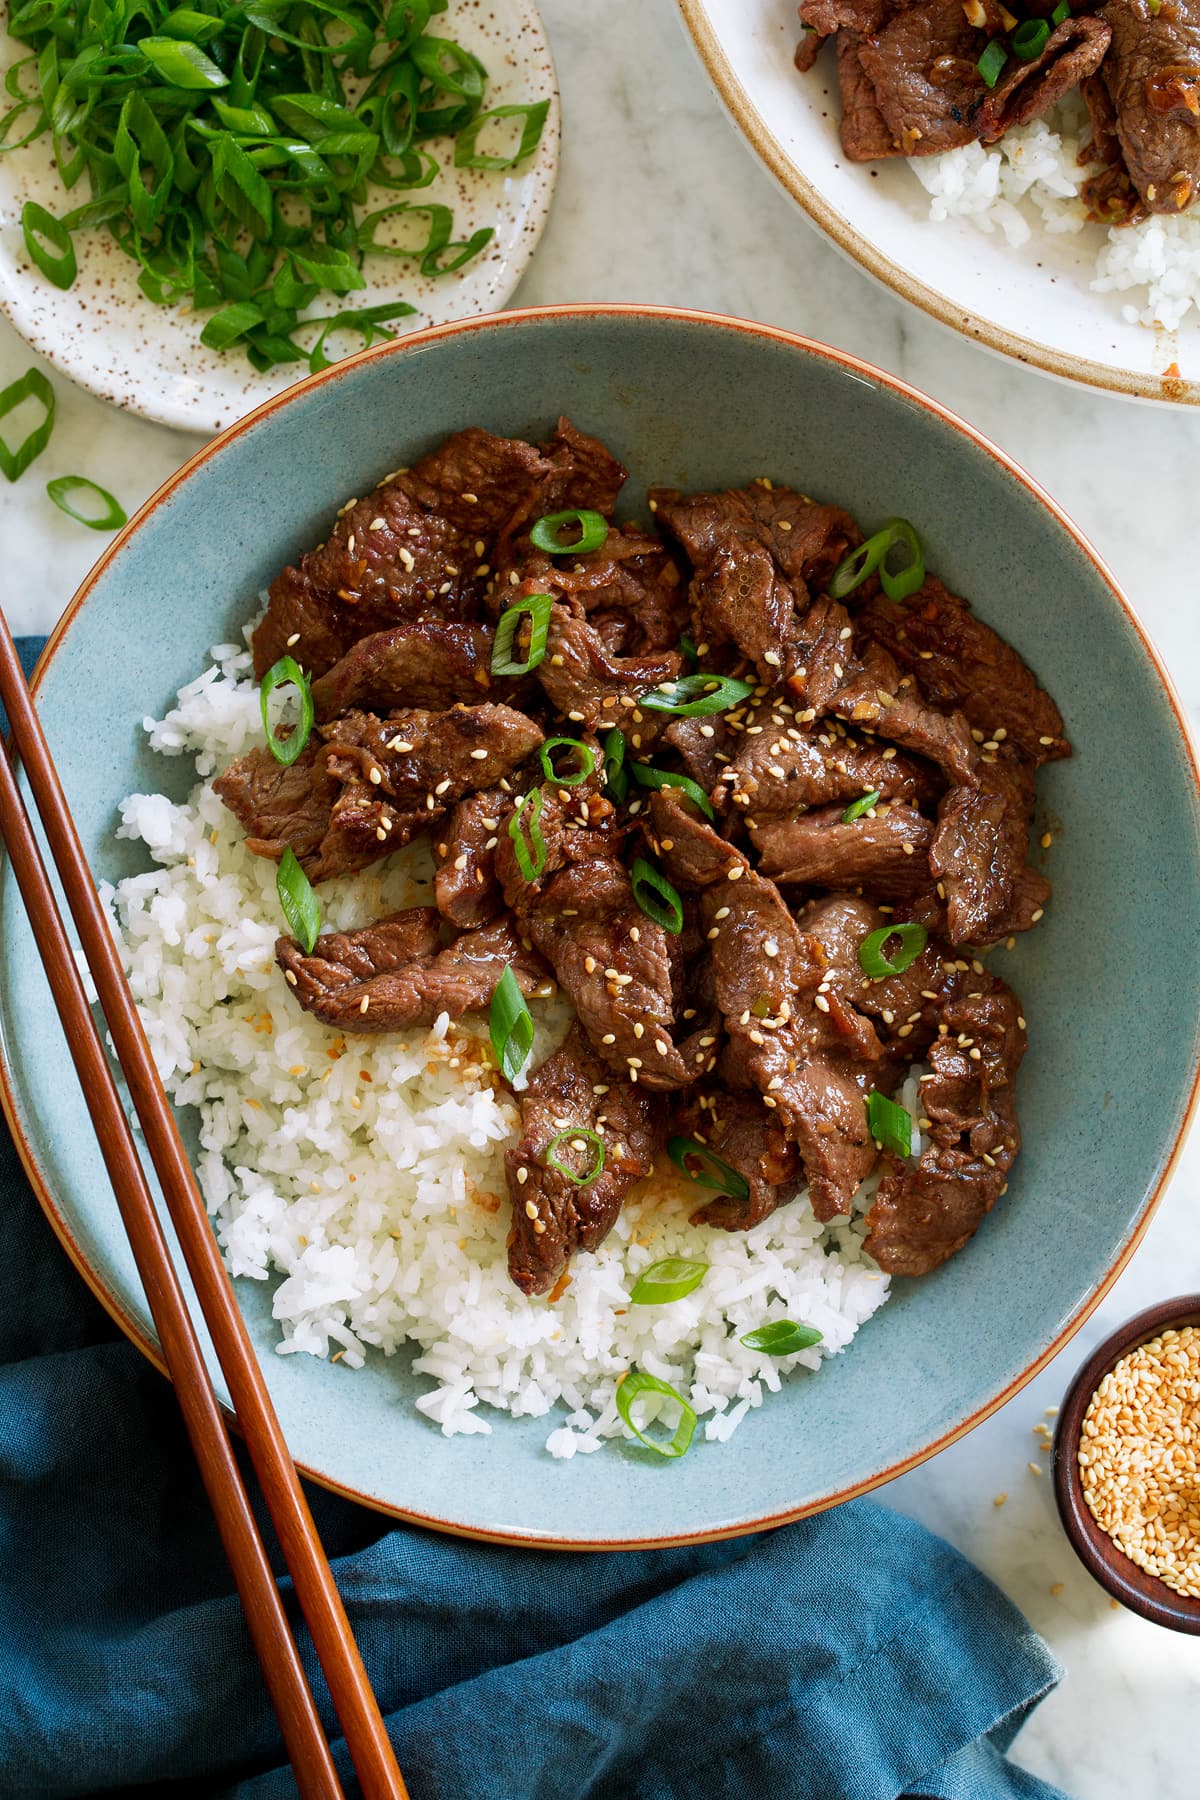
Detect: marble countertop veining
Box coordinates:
(1, 2, 1198, 1793)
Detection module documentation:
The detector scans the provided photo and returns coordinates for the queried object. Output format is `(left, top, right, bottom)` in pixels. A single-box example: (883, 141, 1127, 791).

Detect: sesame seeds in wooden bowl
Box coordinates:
(1054, 1297, 1200, 1633)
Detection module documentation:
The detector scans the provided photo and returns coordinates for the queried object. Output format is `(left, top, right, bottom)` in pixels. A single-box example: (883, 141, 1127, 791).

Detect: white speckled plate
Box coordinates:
(0, 1, 558, 434)
(678, 0, 1200, 404)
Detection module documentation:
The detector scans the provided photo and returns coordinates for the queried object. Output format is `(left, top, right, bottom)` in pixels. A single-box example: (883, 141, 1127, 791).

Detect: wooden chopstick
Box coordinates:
(0, 615, 408, 1800)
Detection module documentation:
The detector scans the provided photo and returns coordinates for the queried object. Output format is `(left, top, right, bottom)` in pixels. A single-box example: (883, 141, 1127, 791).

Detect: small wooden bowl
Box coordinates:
(1053, 1295, 1200, 1633)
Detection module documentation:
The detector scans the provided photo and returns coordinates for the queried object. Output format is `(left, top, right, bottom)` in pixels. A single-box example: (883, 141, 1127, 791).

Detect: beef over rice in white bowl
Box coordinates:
(106, 416, 1065, 1463)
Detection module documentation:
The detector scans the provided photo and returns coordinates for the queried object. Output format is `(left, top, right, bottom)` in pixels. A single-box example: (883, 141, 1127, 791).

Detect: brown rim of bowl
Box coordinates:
(2, 303, 1200, 1549)
(1053, 1298, 1200, 1633)
(674, 0, 1199, 408)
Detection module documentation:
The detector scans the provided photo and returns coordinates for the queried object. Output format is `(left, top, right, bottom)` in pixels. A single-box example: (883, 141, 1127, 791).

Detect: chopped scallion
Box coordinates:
(528, 508, 609, 555)
(21, 201, 76, 290)
(629, 1257, 708, 1305)
(260, 656, 315, 768)
(491, 593, 552, 676)
(866, 1089, 915, 1159)
(545, 1127, 605, 1186)
(639, 674, 755, 718)
(842, 788, 881, 824)
(739, 1320, 824, 1356)
(0, 368, 54, 483)
(603, 727, 628, 801)
(539, 736, 596, 788)
(976, 39, 1008, 87)
(277, 847, 321, 955)
(615, 1370, 697, 1459)
(453, 100, 551, 171)
(630, 856, 683, 934)
(667, 1136, 749, 1202)
(629, 762, 715, 820)
(858, 921, 928, 979)
(490, 964, 534, 1084)
(829, 518, 925, 602)
(1012, 18, 1050, 59)
(507, 787, 547, 883)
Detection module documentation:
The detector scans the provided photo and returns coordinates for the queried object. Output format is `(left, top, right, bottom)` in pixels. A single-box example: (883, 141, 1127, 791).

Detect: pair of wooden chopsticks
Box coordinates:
(0, 610, 409, 1800)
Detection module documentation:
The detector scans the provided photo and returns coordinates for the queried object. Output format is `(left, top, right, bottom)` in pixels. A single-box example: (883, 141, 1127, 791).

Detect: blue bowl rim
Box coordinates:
(4, 302, 1199, 1548)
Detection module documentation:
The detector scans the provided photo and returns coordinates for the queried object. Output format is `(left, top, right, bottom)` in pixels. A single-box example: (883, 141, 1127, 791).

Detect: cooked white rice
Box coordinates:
(910, 94, 1200, 331)
(105, 638, 908, 1456)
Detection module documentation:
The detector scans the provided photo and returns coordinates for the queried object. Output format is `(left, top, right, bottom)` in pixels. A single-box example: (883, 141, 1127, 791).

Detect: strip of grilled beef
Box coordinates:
(930, 755, 1041, 945)
(533, 603, 682, 738)
(672, 1087, 804, 1230)
(1090, 0, 1200, 217)
(505, 1023, 661, 1296)
(494, 526, 689, 654)
(252, 418, 627, 678)
(434, 788, 506, 928)
(276, 913, 550, 1032)
(729, 706, 941, 821)
(856, 580, 1069, 765)
(310, 622, 496, 721)
(756, 800, 935, 895)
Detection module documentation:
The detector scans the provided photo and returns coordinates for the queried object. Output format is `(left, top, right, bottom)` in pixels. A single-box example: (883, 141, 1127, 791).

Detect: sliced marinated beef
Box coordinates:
(727, 706, 941, 820)
(930, 755, 1040, 945)
(534, 604, 682, 736)
(664, 715, 730, 794)
(252, 418, 625, 678)
(512, 857, 691, 1089)
(213, 741, 339, 868)
(310, 622, 495, 721)
(857, 580, 1069, 764)
(506, 1024, 660, 1296)
(1080, 71, 1144, 222)
(1092, 0, 1200, 216)
(865, 978, 1026, 1274)
(434, 789, 506, 928)
(756, 800, 935, 895)
(799, 0, 897, 38)
(320, 704, 542, 815)
(838, 29, 904, 159)
(854, 0, 989, 158)
(831, 642, 979, 784)
(277, 913, 549, 1033)
(493, 764, 620, 914)
(674, 1088, 804, 1230)
(650, 482, 860, 682)
(649, 789, 886, 1220)
(976, 15, 1111, 137)
(500, 527, 688, 654)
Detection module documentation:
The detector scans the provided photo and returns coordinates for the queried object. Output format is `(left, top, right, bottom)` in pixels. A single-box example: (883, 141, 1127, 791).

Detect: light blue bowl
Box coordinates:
(3, 306, 1198, 1547)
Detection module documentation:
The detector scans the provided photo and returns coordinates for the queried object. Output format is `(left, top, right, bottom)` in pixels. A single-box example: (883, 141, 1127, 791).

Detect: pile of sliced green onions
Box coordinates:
(866, 1089, 914, 1160)
(858, 921, 927, 979)
(489, 963, 533, 1083)
(829, 518, 924, 603)
(260, 654, 314, 766)
(3, 0, 549, 372)
(277, 846, 321, 952)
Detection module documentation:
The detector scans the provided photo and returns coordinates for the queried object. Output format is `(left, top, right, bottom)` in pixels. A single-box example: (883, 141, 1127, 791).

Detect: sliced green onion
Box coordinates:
(615, 1370, 697, 1460)
(452, 99, 549, 170)
(866, 1090, 915, 1160)
(138, 37, 229, 89)
(46, 476, 126, 531)
(507, 787, 546, 883)
(841, 788, 881, 824)
(976, 39, 1008, 87)
(277, 847, 321, 954)
(679, 632, 698, 665)
(491, 593, 552, 676)
(1051, 0, 1070, 19)
(829, 518, 925, 602)
(603, 727, 628, 801)
(631, 856, 683, 934)
(629, 763, 715, 821)
(21, 201, 76, 290)
(260, 656, 315, 768)
(0, 368, 54, 483)
(490, 964, 534, 1084)
(629, 1257, 708, 1305)
(858, 921, 928, 979)
(1012, 18, 1050, 57)
(545, 1127, 605, 1187)
(739, 1320, 824, 1356)
(528, 509, 608, 556)
(639, 674, 755, 718)
(667, 1136, 750, 1203)
(539, 736, 595, 788)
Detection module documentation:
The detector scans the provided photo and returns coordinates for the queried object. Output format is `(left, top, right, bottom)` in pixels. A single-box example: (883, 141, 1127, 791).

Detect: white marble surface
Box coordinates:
(2, 2, 1198, 1793)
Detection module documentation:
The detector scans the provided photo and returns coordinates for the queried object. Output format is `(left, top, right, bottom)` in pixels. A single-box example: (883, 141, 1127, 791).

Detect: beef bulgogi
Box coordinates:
(215, 419, 1066, 1300)
(797, 0, 1200, 222)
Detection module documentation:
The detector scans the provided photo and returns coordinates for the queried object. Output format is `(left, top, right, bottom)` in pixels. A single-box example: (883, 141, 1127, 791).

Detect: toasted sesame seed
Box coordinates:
(359, 995, 370, 1014)
(524, 1199, 538, 1219)
(763, 650, 782, 668)
(993, 1493, 1007, 1507)
(602, 1033, 616, 1045)
(285, 969, 298, 986)
(1039, 735, 1054, 746)
(434, 779, 452, 796)
(368, 766, 383, 785)
(286, 632, 300, 647)
(389, 738, 414, 751)
(469, 747, 489, 760)
(1027, 1462, 1042, 1477)
(814, 994, 830, 1013)
(398, 546, 416, 572)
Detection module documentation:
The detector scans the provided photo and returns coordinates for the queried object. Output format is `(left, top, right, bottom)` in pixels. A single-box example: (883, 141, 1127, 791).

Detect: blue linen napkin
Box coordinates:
(0, 637, 1071, 1800)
